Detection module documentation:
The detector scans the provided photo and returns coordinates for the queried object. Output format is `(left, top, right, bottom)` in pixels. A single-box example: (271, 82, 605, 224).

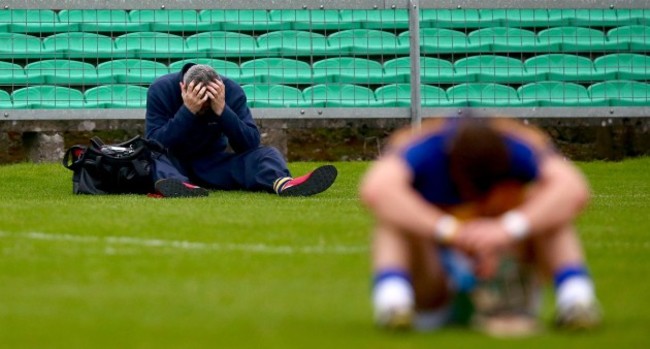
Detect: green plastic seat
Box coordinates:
(447, 83, 532, 107)
(547, 9, 620, 27)
(129, 10, 208, 32)
(588, 80, 650, 106)
(12, 85, 84, 109)
(42, 32, 115, 59)
(25, 60, 111, 85)
(58, 10, 148, 33)
(454, 56, 536, 84)
(468, 28, 541, 53)
(594, 54, 650, 81)
(525, 54, 604, 82)
(302, 84, 380, 107)
(269, 10, 350, 30)
(339, 9, 409, 30)
(384, 56, 459, 84)
(115, 32, 187, 58)
(518, 81, 598, 106)
(199, 10, 286, 32)
(0, 9, 72, 33)
(409, 28, 480, 54)
(630, 10, 650, 25)
(97, 59, 169, 84)
(186, 31, 258, 58)
(0, 90, 11, 108)
(242, 84, 305, 107)
(257, 30, 328, 56)
(328, 29, 408, 56)
(84, 85, 148, 108)
(169, 58, 243, 82)
(241, 58, 313, 84)
(0, 33, 44, 59)
(477, 9, 549, 28)
(0, 61, 39, 85)
(537, 27, 625, 52)
(312, 57, 384, 84)
(420, 9, 483, 29)
(607, 26, 650, 52)
(375, 83, 458, 107)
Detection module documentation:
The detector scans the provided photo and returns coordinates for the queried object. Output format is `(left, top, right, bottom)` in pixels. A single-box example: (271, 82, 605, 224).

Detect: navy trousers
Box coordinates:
(153, 146, 291, 193)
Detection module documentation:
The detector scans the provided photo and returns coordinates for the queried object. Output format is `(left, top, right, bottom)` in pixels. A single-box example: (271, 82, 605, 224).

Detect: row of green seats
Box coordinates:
(2, 81, 647, 109)
(0, 9, 648, 33)
(2, 54, 648, 86)
(244, 81, 650, 107)
(0, 26, 648, 59)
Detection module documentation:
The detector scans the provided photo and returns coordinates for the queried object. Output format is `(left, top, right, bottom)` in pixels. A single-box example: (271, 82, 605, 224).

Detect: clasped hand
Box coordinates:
(180, 78, 226, 116)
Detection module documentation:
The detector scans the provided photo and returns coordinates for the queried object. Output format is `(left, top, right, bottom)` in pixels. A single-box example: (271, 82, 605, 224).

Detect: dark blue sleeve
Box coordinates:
(504, 136, 540, 182)
(217, 80, 260, 153)
(145, 78, 196, 150)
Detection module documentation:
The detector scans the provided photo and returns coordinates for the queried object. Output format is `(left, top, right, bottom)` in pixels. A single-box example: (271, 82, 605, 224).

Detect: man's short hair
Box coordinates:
(183, 64, 220, 85)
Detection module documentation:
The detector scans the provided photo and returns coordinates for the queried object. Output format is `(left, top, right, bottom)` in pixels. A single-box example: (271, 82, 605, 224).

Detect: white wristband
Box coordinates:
(434, 214, 459, 243)
(501, 210, 531, 240)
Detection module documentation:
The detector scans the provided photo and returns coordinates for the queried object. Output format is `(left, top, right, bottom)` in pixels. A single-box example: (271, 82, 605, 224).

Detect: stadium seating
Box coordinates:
(257, 30, 329, 56)
(0, 33, 44, 59)
(25, 60, 112, 85)
(607, 26, 650, 52)
(537, 27, 626, 52)
(58, 10, 148, 32)
(12, 85, 84, 108)
(97, 59, 169, 84)
(383, 56, 460, 84)
(241, 58, 313, 84)
(241, 84, 305, 107)
(594, 54, 650, 81)
(170, 58, 245, 82)
(42, 32, 115, 58)
(412, 28, 481, 54)
(328, 29, 408, 56)
(454, 56, 536, 83)
(524, 54, 605, 82)
(518, 81, 600, 106)
(467, 28, 540, 53)
(447, 83, 535, 107)
(268, 10, 349, 30)
(312, 57, 385, 84)
(477, 9, 549, 27)
(0, 9, 71, 33)
(115, 32, 187, 58)
(129, 10, 207, 32)
(84, 85, 148, 108)
(0, 61, 40, 85)
(339, 9, 409, 30)
(199, 10, 287, 31)
(186, 31, 258, 57)
(589, 80, 650, 106)
(302, 84, 380, 107)
(375, 83, 462, 107)
(0, 90, 11, 108)
(420, 9, 483, 28)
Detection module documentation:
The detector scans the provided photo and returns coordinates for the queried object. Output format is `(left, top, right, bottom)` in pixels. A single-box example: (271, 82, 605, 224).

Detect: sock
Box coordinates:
(413, 306, 452, 331)
(372, 269, 414, 313)
(273, 177, 292, 194)
(554, 265, 595, 310)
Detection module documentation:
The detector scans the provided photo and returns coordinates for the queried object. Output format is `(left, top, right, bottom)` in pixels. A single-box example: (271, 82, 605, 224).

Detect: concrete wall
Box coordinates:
(2, 117, 648, 164)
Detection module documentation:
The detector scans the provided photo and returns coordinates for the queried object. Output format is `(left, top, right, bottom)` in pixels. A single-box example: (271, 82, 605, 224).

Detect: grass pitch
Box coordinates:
(0, 158, 649, 348)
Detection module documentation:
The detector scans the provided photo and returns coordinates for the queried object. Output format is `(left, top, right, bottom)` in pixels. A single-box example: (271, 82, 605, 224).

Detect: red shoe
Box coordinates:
(154, 178, 209, 198)
(275, 165, 338, 197)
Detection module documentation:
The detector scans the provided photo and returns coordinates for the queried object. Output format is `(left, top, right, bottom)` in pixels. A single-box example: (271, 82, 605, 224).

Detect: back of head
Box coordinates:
(183, 64, 219, 85)
(448, 118, 510, 201)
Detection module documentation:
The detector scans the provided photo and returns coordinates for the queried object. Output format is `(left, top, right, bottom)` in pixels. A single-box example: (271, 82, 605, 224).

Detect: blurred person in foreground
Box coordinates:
(360, 116, 601, 336)
(145, 63, 337, 198)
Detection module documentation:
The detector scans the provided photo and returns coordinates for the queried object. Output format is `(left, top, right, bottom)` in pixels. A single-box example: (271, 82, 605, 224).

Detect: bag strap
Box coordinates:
(62, 145, 86, 170)
(90, 136, 105, 149)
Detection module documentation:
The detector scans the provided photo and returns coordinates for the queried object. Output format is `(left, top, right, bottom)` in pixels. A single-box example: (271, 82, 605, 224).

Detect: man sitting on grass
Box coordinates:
(145, 63, 337, 198)
(360, 116, 601, 335)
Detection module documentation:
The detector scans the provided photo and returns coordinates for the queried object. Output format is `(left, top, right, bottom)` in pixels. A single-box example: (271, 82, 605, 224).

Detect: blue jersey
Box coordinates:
(400, 119, 549, 206)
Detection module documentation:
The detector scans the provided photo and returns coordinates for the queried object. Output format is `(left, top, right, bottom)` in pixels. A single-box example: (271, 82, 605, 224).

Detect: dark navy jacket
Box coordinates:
(145, 63, 260, 168)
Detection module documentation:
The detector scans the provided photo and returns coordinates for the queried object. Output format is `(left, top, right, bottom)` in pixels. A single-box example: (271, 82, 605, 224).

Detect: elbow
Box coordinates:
(573, 177, 591, 213)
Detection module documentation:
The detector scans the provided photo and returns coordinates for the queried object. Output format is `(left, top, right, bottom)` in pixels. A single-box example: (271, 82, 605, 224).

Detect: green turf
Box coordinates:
(0, 158, 648, 348)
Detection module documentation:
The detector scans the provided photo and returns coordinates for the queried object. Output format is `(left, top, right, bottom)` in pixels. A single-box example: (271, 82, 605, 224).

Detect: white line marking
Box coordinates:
(0, 231, 368, 255)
